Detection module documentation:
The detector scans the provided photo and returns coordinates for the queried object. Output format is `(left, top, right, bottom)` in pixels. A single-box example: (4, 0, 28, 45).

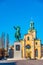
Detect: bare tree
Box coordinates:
(1, 32, 5, 49)
(1, 32, 5, 58)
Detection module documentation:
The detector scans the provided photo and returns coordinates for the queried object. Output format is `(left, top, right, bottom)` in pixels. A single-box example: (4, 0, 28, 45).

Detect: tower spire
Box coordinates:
(30, 18, 34, 30)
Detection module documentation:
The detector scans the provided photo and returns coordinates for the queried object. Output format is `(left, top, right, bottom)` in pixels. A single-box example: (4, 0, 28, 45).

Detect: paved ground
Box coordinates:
(0, 59, 43, 65)
(16, 60, 43, 65)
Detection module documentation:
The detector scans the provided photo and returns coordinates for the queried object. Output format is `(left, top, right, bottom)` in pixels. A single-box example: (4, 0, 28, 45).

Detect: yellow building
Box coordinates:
(20, 21, 41, 59)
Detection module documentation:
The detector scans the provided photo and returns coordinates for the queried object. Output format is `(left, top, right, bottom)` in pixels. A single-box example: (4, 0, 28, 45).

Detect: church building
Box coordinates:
(20, 21, 41, 59)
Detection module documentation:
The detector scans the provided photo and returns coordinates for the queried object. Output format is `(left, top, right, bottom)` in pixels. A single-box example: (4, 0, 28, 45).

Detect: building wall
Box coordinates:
(9, 48, 14, 58)
(28, 30, 36, 39)
(34, 40, 41, 59)
(24, 34, 35, 59)
(41, 44, 43, 57)
(20, 40, 25, 58)
(20, 30, 41, 59)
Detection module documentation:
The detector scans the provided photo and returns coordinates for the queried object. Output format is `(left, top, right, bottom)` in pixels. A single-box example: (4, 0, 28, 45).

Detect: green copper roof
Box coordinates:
(28, 20, 36, 33)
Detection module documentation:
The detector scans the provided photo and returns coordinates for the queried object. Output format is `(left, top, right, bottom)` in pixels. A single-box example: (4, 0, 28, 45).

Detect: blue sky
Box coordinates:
(0, 0, 43, 45)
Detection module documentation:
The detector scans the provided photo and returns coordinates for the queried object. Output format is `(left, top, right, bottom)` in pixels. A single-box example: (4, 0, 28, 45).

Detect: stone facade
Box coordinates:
(14, 42, 22, 59)
(41, 44, 43, 57)
(20, 21, 41, 59)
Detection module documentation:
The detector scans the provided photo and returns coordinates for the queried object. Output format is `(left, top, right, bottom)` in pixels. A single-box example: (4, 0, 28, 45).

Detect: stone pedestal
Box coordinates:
(14, 42, 22, 59)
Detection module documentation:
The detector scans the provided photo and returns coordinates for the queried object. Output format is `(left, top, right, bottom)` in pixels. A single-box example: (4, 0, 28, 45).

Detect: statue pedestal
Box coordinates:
(14, 42, 22, 59)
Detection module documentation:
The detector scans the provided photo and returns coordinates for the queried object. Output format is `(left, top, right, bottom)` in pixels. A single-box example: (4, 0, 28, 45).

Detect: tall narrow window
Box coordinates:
(27, 37, 29, 40)
(35, 49, 38, 57)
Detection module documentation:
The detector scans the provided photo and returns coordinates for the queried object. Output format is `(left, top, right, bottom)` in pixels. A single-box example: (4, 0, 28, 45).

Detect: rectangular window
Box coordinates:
(16, 45, 20, 51)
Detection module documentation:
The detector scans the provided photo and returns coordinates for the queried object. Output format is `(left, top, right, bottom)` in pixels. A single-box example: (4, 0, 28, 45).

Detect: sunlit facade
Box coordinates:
(20, 21, 41, 59)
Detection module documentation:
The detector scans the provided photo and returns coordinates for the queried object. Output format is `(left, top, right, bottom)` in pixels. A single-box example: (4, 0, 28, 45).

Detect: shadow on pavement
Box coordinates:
(0, 62, 16, 65)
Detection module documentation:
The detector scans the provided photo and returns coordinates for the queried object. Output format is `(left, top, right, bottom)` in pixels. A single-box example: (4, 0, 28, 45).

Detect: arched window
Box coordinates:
(27, 37, 29, 40)
(25, 45, 31, 49)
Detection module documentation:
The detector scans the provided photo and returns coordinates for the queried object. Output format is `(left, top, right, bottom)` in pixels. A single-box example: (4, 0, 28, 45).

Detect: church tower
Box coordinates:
(28, 20, 36, 39)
